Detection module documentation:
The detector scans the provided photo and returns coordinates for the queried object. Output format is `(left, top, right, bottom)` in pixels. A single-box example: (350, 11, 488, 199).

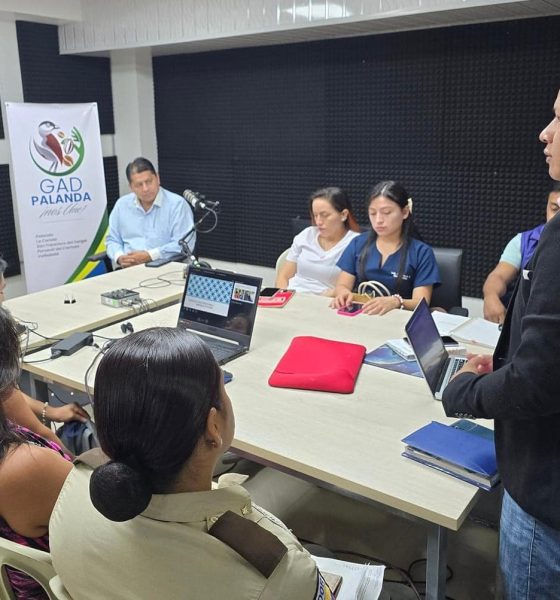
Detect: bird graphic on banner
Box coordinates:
(33, 121, 75, 172)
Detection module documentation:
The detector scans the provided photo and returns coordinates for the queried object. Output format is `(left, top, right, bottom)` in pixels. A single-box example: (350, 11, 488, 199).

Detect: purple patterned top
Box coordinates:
(0, 425, 71, 599)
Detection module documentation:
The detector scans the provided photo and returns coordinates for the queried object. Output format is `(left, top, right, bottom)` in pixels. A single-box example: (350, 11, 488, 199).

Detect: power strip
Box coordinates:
(51, 332, 93, 357)
(101, 289, 140, 308)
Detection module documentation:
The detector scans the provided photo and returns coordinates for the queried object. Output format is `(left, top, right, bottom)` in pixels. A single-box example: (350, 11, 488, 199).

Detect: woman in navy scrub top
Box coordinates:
(332, 180, 440, 315)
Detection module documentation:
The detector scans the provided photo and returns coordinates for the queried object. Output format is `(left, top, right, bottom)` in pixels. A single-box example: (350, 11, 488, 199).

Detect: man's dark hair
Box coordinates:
(125, 157, 157, 183)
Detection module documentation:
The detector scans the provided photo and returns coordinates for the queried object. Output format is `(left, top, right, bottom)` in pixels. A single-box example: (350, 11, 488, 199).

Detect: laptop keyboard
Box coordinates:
(449, 357, 468, 377)
(196, 335, 239, 363)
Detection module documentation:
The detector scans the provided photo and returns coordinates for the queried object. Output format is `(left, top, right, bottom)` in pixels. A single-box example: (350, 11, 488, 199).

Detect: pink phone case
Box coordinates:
(337, 305, 363, 317)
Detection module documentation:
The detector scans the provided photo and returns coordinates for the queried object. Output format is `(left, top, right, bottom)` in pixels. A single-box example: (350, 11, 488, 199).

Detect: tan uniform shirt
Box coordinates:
(49, 464, 330, 599)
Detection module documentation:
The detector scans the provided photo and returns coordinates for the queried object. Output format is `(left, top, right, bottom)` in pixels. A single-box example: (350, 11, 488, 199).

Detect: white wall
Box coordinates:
(110, 48, 158, 194)
(57, 0, 543, 55)
(0, 0, 81, 23)
(0, 16, 26, 298)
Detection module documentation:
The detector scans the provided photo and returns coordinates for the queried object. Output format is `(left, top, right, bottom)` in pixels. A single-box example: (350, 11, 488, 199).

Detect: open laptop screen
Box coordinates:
(178, 268, 261, 339)
(405, 299, 448, 395)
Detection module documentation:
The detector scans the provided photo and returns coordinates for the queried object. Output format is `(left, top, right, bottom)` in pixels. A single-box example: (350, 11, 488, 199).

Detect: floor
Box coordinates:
(233, 460, 501, 600)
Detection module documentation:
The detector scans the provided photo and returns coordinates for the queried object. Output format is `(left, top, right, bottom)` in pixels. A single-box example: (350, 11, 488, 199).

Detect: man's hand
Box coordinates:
(118, 251, 151, 268)
(483, 294, 506, 324)
(452, 354, 493, 380)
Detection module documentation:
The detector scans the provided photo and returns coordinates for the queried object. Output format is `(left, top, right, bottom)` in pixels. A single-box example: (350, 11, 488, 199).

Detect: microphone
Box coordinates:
(182, 189, 220, 210)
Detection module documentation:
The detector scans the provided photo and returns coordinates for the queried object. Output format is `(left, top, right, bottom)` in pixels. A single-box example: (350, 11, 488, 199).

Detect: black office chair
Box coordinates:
(88, 251, 113, 273)
(431, 247, 468, 316)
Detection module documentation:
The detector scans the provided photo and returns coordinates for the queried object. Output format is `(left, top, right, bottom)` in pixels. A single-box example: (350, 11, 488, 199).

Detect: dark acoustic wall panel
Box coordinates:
(158, 158, 236, 260)
(154, 16, 560, 297)
(16, 21, 115, 134)
(103, 156, 120, 214)
(0, 165, 21, 276)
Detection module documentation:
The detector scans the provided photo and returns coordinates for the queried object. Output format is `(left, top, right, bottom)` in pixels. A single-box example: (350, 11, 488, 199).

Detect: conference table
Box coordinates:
(5, 262, 186, 351)
(21, 292, 493, 600)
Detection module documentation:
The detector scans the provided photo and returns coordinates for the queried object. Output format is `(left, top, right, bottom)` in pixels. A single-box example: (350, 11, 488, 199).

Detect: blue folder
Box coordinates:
(401, 421, 500, 491)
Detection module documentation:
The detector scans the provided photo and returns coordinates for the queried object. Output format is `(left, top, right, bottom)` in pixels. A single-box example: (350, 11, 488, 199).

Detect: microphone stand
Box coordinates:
(178, 209, 216, 272)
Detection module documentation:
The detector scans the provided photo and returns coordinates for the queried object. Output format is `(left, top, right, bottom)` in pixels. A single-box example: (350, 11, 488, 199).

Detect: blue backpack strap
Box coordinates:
(520, 223, 545, 268)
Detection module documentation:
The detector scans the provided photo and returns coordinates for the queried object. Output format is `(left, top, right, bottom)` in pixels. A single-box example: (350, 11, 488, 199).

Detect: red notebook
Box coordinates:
(268, 336, 366, 394)
(258, 290, 295, 308)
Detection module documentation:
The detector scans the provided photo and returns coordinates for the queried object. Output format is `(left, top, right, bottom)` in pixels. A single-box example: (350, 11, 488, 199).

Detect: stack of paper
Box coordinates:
(314, 556, 385, 600)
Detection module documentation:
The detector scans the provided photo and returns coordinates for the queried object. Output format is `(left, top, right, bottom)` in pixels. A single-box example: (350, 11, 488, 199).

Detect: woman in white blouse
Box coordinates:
(276, 187, 361, 295)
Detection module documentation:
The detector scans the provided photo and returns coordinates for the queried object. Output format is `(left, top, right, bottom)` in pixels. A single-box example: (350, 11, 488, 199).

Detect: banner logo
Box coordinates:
(29, 120, 85, 176)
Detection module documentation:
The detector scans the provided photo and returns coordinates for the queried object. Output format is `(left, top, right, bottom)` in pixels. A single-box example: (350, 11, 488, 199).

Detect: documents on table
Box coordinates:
(431, 312, 500, 349)
(430, 311, 469, 336)
(448, 318, 500, 348)
(385, 338, 416, 360)
(363, 345, 422, 378)
(314, 556, 385, 600)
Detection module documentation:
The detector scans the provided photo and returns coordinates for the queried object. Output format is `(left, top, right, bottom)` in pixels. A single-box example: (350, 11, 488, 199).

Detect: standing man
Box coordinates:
(443, 92, 560, 598)
(482, 182, 560, 323)
(106, 157, 195, 267)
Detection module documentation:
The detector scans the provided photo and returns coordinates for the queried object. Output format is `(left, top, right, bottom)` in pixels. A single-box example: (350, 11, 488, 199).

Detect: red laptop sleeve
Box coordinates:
(268, 336, 366, 394)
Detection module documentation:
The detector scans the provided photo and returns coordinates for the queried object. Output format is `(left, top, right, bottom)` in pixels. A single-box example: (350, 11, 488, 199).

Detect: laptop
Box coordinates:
(405, 298, 468, 400)
(177, 267, 262, 365)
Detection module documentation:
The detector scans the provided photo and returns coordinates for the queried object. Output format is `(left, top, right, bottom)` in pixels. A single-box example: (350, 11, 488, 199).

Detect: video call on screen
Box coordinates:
(181, 273, 258, 335)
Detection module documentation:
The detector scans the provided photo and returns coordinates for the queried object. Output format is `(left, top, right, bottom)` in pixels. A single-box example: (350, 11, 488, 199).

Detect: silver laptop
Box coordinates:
(405, 299, 467, 400)
(177, 267, 262, 365)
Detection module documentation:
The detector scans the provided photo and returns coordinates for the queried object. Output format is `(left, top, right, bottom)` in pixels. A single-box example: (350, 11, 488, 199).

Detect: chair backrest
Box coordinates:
(49, 576, 73, 600)
(0, 536, 58, 600)
(86, 251, 113, 273)
(431, 247, 464, 312)
(275, 249, 290, 278)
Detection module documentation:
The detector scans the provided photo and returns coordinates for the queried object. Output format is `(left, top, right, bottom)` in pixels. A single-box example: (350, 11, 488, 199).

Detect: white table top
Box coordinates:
(5, 263, 186, 350)
(23, 294, 493, 531)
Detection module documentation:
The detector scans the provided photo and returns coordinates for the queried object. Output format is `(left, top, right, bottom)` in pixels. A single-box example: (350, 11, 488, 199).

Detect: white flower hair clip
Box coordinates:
(407, 198, 413, 213)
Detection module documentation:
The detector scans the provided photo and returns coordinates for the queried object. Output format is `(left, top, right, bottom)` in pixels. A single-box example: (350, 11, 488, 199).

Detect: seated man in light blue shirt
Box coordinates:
(106, 157, 195, 268)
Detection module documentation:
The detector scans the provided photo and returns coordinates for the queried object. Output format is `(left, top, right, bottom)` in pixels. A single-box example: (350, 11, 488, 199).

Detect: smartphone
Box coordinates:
(223, 370, 233, 384)
(337, 303, 363, 316)
(441, 335, 459, 346)
(259, 287, 280, 297)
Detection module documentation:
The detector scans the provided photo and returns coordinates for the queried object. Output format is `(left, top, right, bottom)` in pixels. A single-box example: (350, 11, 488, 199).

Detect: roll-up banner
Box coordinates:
(5, 102, 108, 292)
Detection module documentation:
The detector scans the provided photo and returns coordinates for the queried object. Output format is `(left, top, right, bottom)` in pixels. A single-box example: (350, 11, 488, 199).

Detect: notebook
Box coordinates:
(405, 299, 467, 400)
(401, 421, 499, 491)
(177, 267, 262, 365)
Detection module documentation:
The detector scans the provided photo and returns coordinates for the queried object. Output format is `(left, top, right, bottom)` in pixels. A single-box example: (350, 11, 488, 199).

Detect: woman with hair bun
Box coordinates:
(49, 328, 330, 599)
(332, 180, 440, 315)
